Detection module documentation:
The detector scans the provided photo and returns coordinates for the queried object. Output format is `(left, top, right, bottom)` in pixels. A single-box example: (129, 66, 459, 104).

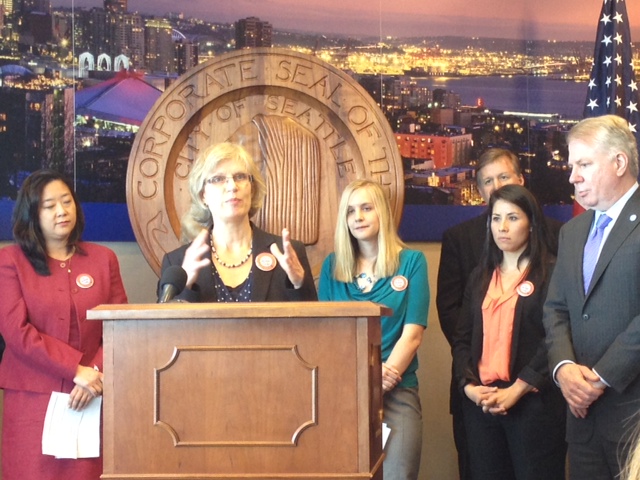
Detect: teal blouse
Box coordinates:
(318, 249, 429, 388)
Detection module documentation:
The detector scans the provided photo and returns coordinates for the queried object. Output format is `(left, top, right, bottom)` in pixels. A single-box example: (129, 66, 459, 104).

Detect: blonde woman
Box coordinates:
(318, 179, 428, 480)
(159, 142, 316, 302)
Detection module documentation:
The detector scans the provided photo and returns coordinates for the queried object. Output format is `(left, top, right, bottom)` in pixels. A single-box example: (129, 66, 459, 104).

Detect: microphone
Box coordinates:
(158, 265, 188, 303)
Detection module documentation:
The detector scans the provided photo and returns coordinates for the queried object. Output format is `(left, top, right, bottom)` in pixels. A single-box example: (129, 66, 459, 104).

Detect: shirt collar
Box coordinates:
(599, 182, 639, 225)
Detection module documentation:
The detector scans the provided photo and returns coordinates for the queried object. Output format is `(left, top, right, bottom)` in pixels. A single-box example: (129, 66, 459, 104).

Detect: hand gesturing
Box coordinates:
(270, 228, 305, 288)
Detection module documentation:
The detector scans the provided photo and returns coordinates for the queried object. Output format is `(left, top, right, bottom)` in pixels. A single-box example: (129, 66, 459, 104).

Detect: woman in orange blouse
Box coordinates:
(452, 184, 566, 480)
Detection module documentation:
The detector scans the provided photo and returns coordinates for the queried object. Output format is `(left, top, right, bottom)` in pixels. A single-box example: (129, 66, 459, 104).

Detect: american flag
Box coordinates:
(584, 0, 640, 145)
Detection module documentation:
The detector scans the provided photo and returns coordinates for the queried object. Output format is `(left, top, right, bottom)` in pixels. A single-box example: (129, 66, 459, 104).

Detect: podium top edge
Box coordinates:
(87, 301, 393, 321)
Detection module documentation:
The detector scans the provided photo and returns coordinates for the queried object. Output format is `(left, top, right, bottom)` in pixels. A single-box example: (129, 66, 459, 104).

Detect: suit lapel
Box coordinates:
(508, 268, 539, 374)
(509, 277, 527, 372)
(250, 227, 276, 301)
(197, 262, 217, 301)
(586, 189, 640, 297)
(470, 212, 488, 265)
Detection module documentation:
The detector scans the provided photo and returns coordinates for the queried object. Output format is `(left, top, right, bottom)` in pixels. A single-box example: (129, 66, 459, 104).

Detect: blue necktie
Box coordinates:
(583, 214, 612, 293)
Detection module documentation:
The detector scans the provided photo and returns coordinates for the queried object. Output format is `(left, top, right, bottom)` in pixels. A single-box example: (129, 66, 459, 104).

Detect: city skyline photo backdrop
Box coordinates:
(1, 0, 639, 241)
(53, 0, 640, 40)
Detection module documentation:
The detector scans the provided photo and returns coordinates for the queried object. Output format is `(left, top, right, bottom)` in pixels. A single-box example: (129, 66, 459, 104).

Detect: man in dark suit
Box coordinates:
(543, 114, 640, 480)
(437, 148, 562, 480)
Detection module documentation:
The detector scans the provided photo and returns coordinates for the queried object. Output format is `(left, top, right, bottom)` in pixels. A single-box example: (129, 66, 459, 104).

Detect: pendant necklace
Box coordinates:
(354, 272, 376, 292)
(58, 246, 76, 273)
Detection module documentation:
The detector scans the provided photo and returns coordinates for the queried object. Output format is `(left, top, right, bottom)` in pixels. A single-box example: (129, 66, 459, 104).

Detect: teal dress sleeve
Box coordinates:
(402, 250, 429, 328)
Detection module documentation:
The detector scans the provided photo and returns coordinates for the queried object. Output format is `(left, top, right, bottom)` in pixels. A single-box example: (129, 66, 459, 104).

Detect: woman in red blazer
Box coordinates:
(452, 185, 566, 480)
(0, 170, 127, 480)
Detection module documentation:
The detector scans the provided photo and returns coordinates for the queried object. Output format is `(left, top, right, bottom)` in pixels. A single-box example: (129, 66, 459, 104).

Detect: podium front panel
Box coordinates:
(92, 302, 384, 479)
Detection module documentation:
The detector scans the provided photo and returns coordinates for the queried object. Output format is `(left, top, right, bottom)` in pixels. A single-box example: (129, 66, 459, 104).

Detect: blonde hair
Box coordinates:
(622, 416, 640, 480)
(623, 451, 640, 480)
(332, 179, 406, 282)
(181, 143, 267, 242)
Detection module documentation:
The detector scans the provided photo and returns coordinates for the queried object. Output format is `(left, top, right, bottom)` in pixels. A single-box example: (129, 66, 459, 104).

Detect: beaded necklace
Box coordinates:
(210, 237, 252, 268)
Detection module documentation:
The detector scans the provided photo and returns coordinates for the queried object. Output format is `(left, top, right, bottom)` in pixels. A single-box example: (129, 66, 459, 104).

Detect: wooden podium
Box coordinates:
(87, 301, 387, 480)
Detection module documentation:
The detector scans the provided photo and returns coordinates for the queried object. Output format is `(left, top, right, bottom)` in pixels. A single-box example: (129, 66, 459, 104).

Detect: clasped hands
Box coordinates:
(464, 379, 533, 416)
(69, 364, 103, 411)
(556, 363, 605, 419)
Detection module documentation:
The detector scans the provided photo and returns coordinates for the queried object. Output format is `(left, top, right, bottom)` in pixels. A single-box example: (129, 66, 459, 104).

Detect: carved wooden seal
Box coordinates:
(126, 47, 404, 276)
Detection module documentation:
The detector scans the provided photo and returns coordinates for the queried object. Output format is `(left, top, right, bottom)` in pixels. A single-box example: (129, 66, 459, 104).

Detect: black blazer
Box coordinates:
(437, 211, 561, 347)
(159, 225, 317, 302)
(453, 258, 556, 393)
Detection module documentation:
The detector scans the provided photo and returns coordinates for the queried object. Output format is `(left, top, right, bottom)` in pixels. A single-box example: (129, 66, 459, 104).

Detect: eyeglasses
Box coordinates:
(205, 173, 253, 187)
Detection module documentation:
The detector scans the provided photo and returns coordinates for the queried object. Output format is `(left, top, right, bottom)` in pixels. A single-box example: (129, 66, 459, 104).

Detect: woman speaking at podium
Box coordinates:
(0, 169, 128, 479)
(318, 179, 429, 480)
(159, 142, 317, 303)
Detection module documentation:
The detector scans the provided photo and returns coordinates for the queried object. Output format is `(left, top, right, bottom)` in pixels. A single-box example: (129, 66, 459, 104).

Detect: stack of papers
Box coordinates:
(382, 422, 391, 448)
(41, 392, 102, 459)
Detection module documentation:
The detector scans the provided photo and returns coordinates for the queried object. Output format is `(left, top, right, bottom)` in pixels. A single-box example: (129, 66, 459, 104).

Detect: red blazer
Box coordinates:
(0, 242, 127, 394)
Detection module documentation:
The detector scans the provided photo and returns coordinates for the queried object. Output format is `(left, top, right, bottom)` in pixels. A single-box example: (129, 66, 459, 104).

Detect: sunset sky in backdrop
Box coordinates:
(52, 0, 640, 42)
